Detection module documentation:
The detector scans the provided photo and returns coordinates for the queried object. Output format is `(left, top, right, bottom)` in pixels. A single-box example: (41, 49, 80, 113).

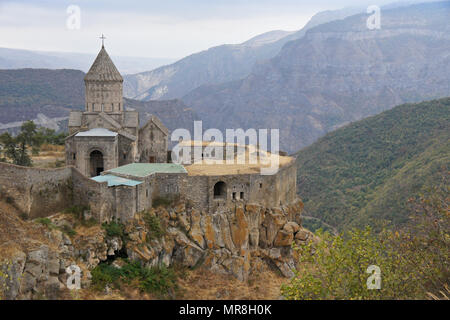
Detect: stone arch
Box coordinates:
(89, 149, 104, 177)
(213, 181, 227, 199)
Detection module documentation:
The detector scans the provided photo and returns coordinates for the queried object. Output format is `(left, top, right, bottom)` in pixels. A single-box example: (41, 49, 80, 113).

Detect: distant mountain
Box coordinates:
(182, 1, 450, 153)
(296, 97, 450, 232)
(0, 48, 175, 75)
(122, 6, 368, 101)
(0, 68, 85, 125)
(0, 69, 197, 134)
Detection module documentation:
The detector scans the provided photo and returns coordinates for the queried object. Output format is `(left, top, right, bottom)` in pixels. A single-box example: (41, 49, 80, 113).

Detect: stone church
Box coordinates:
(65, 44, 169, 176)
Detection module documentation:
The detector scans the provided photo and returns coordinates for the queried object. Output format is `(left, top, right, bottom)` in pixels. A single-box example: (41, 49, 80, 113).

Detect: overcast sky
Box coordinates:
(0, 0, 436, 59)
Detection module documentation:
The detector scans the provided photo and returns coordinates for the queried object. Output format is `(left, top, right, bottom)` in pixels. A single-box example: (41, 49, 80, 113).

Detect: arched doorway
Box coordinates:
(90, 150, 104, 177)
(213, 181, 227, 199)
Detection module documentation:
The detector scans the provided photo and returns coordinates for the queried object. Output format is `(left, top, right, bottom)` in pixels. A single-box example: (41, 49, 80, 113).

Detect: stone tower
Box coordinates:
(84, 44, 123, 113)
(66, 39, 169, 177)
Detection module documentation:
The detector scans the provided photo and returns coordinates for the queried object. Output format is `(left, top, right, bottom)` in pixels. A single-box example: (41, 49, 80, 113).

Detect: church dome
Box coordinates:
(84, 46, 123, 82)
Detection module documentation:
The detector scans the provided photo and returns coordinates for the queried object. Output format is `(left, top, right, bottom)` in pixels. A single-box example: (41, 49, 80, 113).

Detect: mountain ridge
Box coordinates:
(295, 97, 450, 231)
(182, 1, 450, 153)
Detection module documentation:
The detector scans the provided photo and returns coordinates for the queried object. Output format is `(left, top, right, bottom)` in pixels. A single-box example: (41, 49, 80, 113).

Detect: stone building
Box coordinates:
(60, 42, 298, 221)
(65, 44, 169, 177)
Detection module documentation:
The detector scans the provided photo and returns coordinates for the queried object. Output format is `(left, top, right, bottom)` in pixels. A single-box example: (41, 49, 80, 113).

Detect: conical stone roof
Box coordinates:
(84, 46, 123, 82)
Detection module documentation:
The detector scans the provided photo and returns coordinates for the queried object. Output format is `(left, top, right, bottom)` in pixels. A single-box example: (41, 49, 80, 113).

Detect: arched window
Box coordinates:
(89, 150, 104, 177)
(213, 181, 227, 199)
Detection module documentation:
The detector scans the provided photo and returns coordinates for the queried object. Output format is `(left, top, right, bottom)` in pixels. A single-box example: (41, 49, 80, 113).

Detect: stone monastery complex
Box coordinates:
(0, 44, 297, 223)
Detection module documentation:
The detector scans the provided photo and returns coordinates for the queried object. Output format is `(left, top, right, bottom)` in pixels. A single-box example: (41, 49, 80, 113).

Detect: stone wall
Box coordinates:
(181, 160, 297, 212)
(85, 81, 123, 113)
(66, 135, 119, 177)
(138, 119, 168, 163)
(72, 168, 115, 222)
(0, 162, 141, 223)
(0, 163, 73, 219)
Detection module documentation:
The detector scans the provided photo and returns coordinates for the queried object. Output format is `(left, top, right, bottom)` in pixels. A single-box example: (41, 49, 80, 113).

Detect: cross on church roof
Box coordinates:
(100, 34, 106, 47)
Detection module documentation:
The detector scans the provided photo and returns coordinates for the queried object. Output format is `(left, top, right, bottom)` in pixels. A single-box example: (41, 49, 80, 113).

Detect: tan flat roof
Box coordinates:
(185, 153, 294, 176)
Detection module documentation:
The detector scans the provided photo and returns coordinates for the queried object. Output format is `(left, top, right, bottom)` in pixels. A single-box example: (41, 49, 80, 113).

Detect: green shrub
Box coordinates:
(281, 185, 449, 300)
(91, 260, 178, 298)
(90, 263, 122, 291)
(35, 217, 53, 227)
(102, 221, 125, 238)
(143, 212, 165, 240)
(60, 224, 77, 237)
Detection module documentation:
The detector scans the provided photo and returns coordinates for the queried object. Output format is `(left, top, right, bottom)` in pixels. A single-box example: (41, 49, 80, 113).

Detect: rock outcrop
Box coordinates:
(0, 198, 314, 299)
(123, 198, 312, 281)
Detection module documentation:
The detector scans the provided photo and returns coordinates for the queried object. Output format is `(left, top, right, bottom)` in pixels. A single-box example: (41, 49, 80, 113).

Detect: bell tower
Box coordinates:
(84, 34, 124, 113)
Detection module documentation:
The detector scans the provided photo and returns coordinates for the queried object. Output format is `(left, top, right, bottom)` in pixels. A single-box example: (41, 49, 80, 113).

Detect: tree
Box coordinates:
(20, 120, 37, 147)
(0, 132, 32, 166)
(281, 174, 449, 300)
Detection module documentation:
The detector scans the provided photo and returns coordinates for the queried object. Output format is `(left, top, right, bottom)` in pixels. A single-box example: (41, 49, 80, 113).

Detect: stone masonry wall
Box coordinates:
(0, 163, 73, 219)
(181, 160, 297, 212)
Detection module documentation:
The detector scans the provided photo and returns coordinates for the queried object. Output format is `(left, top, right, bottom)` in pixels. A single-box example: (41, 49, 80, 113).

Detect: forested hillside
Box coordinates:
(296, 97, 450, 231)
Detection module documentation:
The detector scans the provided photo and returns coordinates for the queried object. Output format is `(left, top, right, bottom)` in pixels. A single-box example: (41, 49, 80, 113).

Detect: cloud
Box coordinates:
(0, 0, 424, 58)
(0, 2, 316, 58)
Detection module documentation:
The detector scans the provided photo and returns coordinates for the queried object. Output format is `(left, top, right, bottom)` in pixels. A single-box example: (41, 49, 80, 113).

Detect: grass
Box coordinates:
(35, 217, 53, 227)
(63, 205, 97, 227)
(35, 217, 77, 237)
(91, 260, 178, 298)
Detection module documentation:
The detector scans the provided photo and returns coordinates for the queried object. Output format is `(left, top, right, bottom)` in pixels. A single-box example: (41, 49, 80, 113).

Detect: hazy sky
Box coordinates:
(0, 0, 434, 59)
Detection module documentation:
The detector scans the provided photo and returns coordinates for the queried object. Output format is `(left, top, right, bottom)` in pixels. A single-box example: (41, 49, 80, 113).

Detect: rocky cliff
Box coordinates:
(0, 198, 312, 299)
(182, 2, 450, 153)
(122, 5, 368, 101)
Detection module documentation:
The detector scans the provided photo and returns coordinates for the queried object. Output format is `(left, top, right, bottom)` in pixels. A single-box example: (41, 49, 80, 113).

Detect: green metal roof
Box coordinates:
(91, 174, 142, 187)
(106, 163, 187, 177)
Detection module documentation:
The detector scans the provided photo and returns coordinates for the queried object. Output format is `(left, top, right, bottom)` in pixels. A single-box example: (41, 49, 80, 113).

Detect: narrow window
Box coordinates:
(259, 183, 262, 189)
(232, 192, 236, 200)
(73, 153, 76, 160)
(146, 189, 148, 198)
(240, 192, 244, 199)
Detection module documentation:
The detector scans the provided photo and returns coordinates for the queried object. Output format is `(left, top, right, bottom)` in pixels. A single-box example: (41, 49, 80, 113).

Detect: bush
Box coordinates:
(102, 221, 125, 238)
(35, 217, 53, 227)
(60, 224, 77, 237)
(143, 212, 165, 240)
(281, 183, 449, 300)
(90, 263, 122, 291)
(91, 260, 178, 298)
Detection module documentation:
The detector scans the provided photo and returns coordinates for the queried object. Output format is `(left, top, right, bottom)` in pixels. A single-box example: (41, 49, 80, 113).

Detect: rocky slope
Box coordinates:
(182, 2, 450, 153)
(0, 198, 312, 299)
(124, 200, 311, 282)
